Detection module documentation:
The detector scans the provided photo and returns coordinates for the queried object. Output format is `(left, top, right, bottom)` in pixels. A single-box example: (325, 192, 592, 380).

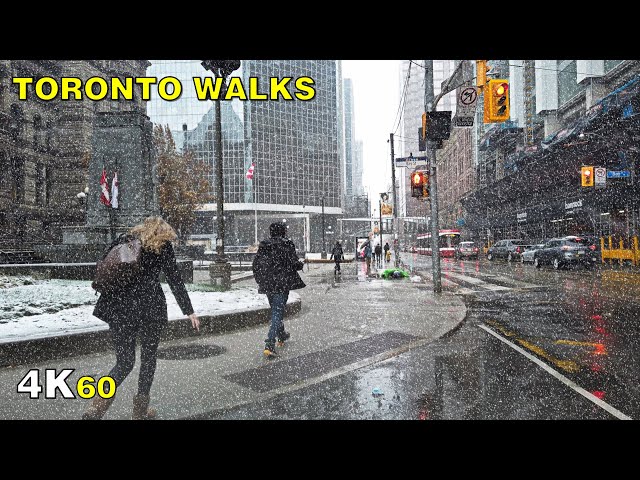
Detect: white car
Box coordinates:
(521, 244, 545, 263)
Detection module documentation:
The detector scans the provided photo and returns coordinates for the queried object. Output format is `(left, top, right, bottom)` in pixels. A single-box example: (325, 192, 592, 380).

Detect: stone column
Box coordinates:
(86, 110, 158, 241)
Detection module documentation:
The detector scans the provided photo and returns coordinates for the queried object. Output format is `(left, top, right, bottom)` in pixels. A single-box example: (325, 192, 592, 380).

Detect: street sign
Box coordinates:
(452, 63, 477, 128)
(453, 117, 474, 127)
(606, 170, 630, 178)
(395, 155, 428, 168)
(595, 167, 606, 188)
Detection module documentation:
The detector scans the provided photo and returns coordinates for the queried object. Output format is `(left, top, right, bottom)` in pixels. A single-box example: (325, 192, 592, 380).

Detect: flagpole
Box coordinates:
(254, 163, 258, 245)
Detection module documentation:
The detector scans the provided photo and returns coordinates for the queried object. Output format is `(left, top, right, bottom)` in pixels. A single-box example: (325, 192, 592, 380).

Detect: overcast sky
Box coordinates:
(342, 60, 401, 208)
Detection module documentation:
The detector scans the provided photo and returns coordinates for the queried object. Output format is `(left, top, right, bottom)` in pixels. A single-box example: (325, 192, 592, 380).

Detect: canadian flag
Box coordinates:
(99, 169, 111, 207)
(246, 163, 255, 180)
(111, 171, 119, 209)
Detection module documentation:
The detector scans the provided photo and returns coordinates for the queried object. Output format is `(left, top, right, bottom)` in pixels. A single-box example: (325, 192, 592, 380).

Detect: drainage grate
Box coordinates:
(157, 344, 226, 360)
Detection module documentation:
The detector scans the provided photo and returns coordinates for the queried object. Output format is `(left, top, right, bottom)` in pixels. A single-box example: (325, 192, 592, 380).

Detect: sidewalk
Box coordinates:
(0, 258, 466, 420)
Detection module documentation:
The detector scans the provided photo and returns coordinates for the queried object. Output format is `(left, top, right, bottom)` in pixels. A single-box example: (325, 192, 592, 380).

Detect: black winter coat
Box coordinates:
(252, 236, 306, 294)
(93, 234, 194, 327)
(330, 244, 343, 261)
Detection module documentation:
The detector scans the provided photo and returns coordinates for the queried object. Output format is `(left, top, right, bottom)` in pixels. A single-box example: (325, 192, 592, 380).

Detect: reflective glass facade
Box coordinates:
(146, 60, 342, 249)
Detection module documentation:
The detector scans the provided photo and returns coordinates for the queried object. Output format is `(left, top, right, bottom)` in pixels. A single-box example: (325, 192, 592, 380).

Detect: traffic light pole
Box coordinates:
(390, 132, 399, 267)
(424, 59, 442, 293)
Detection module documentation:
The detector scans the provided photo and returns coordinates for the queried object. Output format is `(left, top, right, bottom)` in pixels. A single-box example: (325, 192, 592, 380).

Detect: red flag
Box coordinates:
(246, 163, 255, 180)
(99, 169, 111, 207)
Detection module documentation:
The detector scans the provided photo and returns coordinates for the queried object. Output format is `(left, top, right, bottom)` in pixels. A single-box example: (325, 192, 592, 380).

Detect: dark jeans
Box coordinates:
(334, 259, 341, 272)
(107, 320, 163, 396)
(266, 291, 289, 347)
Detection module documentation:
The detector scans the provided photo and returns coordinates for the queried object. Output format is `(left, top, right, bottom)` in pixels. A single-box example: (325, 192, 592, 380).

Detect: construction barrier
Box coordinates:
(600, 236, 639, 266)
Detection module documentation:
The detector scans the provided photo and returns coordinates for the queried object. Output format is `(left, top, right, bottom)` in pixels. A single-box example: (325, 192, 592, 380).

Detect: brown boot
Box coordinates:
(82, 396, 115, 420)
(132, 394, 157, 420)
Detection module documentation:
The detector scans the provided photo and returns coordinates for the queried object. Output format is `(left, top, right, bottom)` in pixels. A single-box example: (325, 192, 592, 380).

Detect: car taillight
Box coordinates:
(473, 248, 478, 252)
(589, 245, 596, 251)
(561, 246, 575, 251)
(515, 247, 521, 253)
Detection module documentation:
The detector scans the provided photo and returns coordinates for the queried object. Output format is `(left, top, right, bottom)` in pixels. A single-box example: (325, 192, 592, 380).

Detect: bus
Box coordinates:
(415, 229, 461, 257)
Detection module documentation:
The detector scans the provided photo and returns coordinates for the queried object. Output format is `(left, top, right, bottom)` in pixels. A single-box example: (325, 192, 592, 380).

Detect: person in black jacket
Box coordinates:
(252, 222, 305, 357)
(330, 241, 344, 274)
(83, 216, 200, 420)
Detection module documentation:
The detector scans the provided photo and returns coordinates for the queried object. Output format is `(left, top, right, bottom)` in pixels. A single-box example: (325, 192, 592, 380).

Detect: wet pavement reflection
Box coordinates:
(207, 255, 639, 420)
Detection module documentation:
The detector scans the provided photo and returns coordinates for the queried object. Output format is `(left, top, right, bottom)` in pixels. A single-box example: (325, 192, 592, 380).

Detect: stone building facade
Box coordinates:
(0, 60, 149, 248)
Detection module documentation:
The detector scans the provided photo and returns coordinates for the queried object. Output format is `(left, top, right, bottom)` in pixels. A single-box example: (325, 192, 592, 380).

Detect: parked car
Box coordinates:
(521, 243, 546, 263)
(565, 235, 600, 256)
(487, 239, 532, 262)
(455, 241, 480, 260)
(533, 237, 598, 269)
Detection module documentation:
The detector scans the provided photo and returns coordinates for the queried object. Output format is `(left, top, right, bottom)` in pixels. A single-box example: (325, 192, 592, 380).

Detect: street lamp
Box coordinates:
(201, 60, 241, 290)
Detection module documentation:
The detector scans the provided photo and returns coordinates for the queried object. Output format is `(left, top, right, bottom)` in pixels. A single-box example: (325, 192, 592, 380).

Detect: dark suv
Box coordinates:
(487, 239, 532, 262)
(533, 237, 598, 269)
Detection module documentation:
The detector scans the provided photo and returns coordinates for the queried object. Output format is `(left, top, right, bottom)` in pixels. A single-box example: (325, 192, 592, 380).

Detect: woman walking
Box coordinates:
(83, 216, 200, 420)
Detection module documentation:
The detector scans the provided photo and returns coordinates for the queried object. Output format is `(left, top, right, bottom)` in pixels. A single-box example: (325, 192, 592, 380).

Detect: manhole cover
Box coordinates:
(157, 344, 226, 360)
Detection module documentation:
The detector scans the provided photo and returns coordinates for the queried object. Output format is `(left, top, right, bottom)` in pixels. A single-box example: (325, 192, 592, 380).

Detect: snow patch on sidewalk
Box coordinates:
(0, 278, 293, 344)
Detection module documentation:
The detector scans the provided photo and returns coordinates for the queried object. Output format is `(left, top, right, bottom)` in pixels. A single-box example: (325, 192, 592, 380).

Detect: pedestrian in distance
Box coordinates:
(83, 216, 200, 420)
(363, 239, 373, 274)
(252, 222, 306, 358)
(375, 243, 383, 268)
(330, 240, 344, 274)
(384, 242, 391, 263)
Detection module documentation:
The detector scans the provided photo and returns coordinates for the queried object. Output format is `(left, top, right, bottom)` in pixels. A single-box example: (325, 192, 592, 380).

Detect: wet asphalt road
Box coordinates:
(199, 255, 640, 420)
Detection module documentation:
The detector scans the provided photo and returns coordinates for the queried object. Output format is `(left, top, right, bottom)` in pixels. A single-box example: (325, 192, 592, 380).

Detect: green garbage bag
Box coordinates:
(380, 268, 410, 279)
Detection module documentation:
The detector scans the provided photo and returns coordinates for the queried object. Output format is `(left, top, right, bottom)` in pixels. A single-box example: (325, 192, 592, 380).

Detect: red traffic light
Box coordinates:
(584, 169, 591, 176)
(412, 172, 423, 186)
(495, 82, 508, 96)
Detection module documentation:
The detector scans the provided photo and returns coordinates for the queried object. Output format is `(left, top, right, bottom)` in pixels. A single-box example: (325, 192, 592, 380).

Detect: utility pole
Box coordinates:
(424, 60, 442, 293)
(390, 133, 399, 267)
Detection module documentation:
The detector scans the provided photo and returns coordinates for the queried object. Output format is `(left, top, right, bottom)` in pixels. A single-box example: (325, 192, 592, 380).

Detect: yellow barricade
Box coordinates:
(600, 236, 639, 266)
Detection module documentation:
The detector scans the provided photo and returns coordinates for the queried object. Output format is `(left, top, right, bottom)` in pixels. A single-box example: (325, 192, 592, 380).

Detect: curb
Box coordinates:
(0, 297, 301, 368)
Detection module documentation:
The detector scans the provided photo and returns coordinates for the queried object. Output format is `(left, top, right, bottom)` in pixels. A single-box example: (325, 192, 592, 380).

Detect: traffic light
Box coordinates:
(422, 113, 427, 140)
(476, 60, 490, 88)
(581, 166, 594, 187)
(418, 127, 426, 151)
(201, 60, 241, 77)
(483, 79, 510, 123)
(411, 171, 425, 198)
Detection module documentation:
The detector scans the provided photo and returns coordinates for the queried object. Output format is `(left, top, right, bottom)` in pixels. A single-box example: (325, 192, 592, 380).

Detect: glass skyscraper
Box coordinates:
(147, 60, 343, 251)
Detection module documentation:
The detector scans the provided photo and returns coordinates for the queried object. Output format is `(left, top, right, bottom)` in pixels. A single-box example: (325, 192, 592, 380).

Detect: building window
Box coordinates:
(11, 157, 24, 203)
(36, 164, 46, 206)
(9, 104, 24, 140)
(45, 121, 53, 151)
(33, 114, 43, 146)
(557, 60, 585, 107)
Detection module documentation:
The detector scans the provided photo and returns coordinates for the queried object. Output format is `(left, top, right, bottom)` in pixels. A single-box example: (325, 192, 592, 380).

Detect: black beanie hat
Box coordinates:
(270, 222, 287, 238)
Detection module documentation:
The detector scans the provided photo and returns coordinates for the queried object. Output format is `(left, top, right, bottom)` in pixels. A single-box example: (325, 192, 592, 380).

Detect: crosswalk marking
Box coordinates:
(416, 267, 540, 294)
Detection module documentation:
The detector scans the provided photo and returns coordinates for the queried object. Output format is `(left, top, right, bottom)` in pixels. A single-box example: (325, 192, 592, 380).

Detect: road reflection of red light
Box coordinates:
(591, 315, 602, 321)
(593, 344, 606, 355)
(591, 364, 603, 372)
(418, 409, 428, 420)
(592, 391, 605, 400)
(595, 326, 606, 335)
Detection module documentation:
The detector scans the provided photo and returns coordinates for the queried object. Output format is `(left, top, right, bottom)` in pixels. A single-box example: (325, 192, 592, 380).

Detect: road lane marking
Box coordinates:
(478, 324, 632, 420)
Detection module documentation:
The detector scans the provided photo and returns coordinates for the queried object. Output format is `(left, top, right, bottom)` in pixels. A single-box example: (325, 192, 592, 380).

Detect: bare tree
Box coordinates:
(154, 124, 213, 243)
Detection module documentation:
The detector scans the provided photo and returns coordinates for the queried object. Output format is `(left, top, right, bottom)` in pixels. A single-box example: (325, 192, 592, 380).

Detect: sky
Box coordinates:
(342, 60, 401, 209)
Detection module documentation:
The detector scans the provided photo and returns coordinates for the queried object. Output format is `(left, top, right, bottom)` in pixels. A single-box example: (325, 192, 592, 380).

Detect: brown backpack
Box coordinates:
(92, 238, 143, 294)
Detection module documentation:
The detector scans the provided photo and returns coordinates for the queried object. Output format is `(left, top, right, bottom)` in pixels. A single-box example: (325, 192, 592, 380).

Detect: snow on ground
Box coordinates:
(0, 277, 282, 344)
